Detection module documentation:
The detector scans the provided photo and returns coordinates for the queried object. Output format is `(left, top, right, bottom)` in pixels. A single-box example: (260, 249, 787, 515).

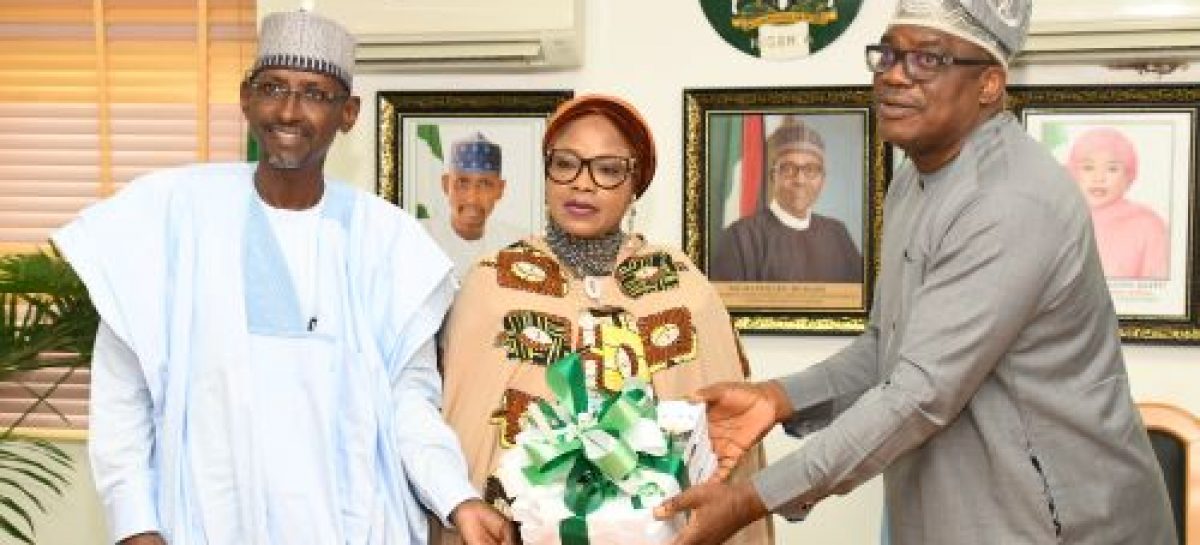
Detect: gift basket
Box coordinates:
(493, 352, 716, 545)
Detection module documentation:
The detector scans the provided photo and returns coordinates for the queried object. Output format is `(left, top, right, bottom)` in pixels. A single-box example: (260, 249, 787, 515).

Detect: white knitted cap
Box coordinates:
(890, 0, 1031, 68)
(252, 10, 355, 90)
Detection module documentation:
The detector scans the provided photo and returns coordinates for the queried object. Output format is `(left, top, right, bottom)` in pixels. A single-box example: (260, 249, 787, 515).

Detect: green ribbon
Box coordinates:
(640, 450, 688, 489)
(521, 353, 690, 545)
(560, 515, 590, 545)
(546, 352, 588, 414)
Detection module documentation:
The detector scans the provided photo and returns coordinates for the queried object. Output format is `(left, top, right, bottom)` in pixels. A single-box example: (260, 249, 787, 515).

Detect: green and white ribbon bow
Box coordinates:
(518, 352, 687, 545)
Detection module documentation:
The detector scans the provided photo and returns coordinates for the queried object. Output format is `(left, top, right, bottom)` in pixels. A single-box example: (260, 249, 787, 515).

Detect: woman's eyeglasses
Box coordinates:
(545, 149, 636, 190)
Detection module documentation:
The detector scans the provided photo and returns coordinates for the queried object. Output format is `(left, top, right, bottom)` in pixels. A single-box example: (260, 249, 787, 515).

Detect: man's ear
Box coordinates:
(339, 96, 361, 133)
(239, 80, 252, 117)
(441, 173, 451, 195)
(978, 66, 1006, 107)
(497, 178, 507, 199)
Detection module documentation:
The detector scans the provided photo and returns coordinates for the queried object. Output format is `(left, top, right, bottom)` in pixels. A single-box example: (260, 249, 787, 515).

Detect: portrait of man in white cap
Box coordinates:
(710, 115, 863, 283)
(443, 132, 507, 242)
(656, 0, 1176, 543)
(53, 10, 513, 545)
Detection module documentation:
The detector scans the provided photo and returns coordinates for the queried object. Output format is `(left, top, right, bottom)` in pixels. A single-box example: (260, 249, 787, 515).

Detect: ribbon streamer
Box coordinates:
(518, 353, 689, 545)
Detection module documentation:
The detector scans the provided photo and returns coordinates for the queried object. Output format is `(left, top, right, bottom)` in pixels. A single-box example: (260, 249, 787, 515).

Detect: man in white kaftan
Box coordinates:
(54, 11, 514, 545)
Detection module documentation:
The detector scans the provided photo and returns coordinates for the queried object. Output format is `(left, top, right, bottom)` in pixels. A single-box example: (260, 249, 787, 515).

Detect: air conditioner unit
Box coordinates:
(1017, 0, 1200, 64)
(309, 0, 583, 72)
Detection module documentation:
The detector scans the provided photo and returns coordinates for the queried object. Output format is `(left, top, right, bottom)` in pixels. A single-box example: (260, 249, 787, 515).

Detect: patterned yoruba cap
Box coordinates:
(251, 10, 356, 90)
(890, 0, 1032, 68)
(768, 116, 825, 166)
(449, 133, 502, 174)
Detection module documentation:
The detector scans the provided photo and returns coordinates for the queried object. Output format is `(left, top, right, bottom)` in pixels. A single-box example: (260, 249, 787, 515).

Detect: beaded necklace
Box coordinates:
(544, 220, 626, 278)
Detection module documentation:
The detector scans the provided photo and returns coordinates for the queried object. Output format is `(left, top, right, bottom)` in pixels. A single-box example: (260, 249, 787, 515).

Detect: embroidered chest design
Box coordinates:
(577, 308, 647, 394)
(637, 307, 697, 371)
(488, 250, 699, 454)
(499, 310, 571, 366)
(615, 252, 680, 298)
(490, 388, 541, 448)
(494, 241, 568, 298)
(574, 305, 698, 394)
(490, 305, 700, 451)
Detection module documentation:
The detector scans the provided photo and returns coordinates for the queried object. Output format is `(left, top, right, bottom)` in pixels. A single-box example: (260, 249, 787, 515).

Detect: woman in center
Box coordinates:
(435, 94, 771, 545)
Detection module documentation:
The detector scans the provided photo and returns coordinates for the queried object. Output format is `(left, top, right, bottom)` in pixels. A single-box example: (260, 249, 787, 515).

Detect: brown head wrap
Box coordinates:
(543, 94, 657, 197)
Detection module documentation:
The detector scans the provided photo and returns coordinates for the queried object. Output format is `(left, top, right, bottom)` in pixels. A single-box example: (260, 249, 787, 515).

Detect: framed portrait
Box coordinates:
(377, 90, 573, 275)
(1009, 85, 1200, 344)
(683, 87, 888, 335)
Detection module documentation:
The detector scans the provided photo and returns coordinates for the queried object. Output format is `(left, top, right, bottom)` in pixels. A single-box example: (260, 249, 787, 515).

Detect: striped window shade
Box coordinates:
(0, 0, 256, 438)
(0, 0, 257, 254)
(0, 367, 90, 440)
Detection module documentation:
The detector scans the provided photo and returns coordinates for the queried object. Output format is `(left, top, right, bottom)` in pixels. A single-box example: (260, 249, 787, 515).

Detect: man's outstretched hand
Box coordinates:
(693, 380, 793, 481)
(653, 479, 768, 545)
(450, 498, 516, 545)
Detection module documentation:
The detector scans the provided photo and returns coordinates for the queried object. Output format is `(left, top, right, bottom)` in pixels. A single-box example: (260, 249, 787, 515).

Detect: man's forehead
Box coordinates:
(449, 171, 501, 180)
(776, 149, 823, 165)
(884, 25, 994, 60)
(882, 25, 959, 47)
(252, 67, 343, 88)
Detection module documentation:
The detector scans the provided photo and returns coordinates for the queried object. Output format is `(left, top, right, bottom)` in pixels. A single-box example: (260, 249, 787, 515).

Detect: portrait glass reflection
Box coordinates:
(706, 112, 867, 311)
(1025, 111, 1191, 320)
(402, 117, 546, 277)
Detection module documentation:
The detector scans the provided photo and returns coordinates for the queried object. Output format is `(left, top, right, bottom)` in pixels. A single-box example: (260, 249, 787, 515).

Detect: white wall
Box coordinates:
(30, 1, 1200, 543)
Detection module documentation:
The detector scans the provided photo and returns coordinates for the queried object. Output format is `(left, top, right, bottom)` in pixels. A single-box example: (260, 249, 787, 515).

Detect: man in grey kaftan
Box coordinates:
(655, 1, 1175, 543)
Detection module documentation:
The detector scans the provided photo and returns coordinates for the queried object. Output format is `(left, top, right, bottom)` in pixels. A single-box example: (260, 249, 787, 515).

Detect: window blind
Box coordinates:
(0, 0, 256, 254)
(0, 0, 255, 436)
(0, 367, 90, 434)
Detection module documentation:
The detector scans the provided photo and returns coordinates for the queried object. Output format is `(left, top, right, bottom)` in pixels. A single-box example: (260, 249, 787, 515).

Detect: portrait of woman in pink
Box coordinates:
(1067, 127, 1169, 279)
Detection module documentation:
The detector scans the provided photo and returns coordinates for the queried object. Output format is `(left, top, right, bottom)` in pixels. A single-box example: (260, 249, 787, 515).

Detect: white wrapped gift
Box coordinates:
(496, 439, 684, 545)
(494, 399, 713, 545)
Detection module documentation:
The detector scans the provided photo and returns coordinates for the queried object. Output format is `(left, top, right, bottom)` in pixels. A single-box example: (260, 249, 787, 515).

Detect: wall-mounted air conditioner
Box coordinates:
(309, 0, 583, 72)
(1018, 0, 1200, 64)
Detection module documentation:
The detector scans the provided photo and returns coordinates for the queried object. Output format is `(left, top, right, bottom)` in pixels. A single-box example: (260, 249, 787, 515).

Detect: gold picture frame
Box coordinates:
(376, 90, 572, 274)
(683, 86, 888, 335)
(1009, 84, 1200, 344)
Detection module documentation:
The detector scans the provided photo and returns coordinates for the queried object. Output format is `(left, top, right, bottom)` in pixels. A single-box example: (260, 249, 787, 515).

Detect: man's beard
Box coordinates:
(266, 154, 302, 169)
